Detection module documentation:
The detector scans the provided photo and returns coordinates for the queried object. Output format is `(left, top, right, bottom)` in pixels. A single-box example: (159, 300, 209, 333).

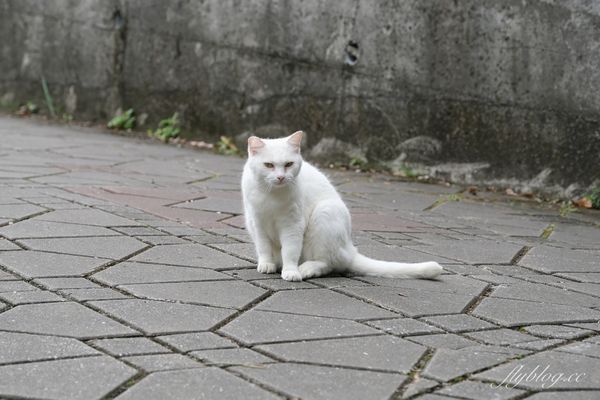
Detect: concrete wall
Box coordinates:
(1, 0, 599, 191)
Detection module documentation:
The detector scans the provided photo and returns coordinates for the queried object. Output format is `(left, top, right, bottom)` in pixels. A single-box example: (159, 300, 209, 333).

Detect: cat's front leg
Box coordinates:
(280, 230, 303, 281)
(253, 229, 277, 274)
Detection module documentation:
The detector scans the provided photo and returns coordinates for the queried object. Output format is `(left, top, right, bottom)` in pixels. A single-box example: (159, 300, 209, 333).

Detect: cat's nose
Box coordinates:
(277, 176, 285, 183)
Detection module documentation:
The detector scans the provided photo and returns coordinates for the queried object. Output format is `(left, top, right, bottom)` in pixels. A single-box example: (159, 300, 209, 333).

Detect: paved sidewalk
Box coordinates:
(0, 116, 599, 400)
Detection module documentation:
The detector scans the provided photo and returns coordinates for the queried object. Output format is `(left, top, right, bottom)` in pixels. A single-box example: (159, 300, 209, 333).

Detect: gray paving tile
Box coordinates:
(0, 331, 99, 364)
(92, 261, 230, 285)
(520, 246, 600, 273)
(0, 356, 136, 400)
(234, 363, 406, 400)
(422, 315, 497, 334)
(524, 325, 595, 340)
(307, 276, 372, 288)
(34, 277, 101, 289)
(59, 287, 130, 301)
(137, 235, 189, 245)
(253, 278, 318, 290)
(408, 333, 480, 350)
(156, 332, 237, 352)
(424, 345, 528, 381)
(0, 290, 66, 305)
(255, 289, 397, 319)
(0, 239, 20, 250)
(219, 310, 379, 344)
(359, 274, 489, 295)
(476, 350, 600, 390)
(39, 208, 143, 227)
(130, 244, 250, 269)
(19, 236, 147, 259)
(472, 297, 600, 326)
(0, 203, 46, 220)
(436, 380, 525, 399)
(190, 348, 273, 366)
(512, 338, 566, 351)
(464, 328, 540, 345)
(0, 250, 111, 277)
(119, 280, 266, 309)
(257, 335, 426, 373)
(489, 282, 600, 308)
(405, 238, 523, 264)
(525, 392, 600, 400)
(91, 337, 170, 356)
(122, 353, 204, 372)
(401, 377, 440, 398)
(0, 302, 137, 338)
(556, 272, 600, 283)
(365, 318, 444, 336)
(0, 220, 117, 239)
(115, 367, 279, 400)
(555, 339, 600, 359)
(0, 280, 38, 292)
(339, 286, 479, 317)
(90, 299, 236, 334)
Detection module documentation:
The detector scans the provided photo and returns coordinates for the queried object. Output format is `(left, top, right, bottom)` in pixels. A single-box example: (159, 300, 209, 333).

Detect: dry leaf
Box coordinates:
(467, 186, 478, 195)
(505, 188, 517, 196)
(575, 197, 593, 209)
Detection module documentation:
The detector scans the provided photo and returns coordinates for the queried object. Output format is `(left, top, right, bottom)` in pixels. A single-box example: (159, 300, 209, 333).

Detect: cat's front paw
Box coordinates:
(257, 261, 277, 274)
(281, 269, 302, 282)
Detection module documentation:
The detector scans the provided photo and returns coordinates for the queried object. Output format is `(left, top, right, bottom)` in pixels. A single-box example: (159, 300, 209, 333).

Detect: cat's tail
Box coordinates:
(349, 253, 443, 279)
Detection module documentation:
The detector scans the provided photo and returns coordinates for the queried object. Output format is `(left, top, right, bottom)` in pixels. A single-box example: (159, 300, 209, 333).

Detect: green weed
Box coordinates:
(215, 135, 240, 156)
(148, 112, 180, 142)
(108, 109, 136, 130)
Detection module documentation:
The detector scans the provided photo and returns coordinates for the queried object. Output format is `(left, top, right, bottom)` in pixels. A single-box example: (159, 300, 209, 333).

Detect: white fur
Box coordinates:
(241, 131, 444, 281)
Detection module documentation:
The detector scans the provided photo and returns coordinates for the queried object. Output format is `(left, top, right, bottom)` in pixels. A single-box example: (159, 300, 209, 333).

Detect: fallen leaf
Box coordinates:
(575, 197, 593, 209)
(467, 186, 478, 195)
(505, 188, 517, 196)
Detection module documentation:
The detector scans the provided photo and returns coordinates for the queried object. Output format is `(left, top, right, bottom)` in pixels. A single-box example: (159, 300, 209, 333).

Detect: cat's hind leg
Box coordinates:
(298, 261, 332, 279)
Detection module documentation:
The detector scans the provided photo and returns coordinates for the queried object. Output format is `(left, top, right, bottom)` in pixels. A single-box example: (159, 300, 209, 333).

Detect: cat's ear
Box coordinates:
(287, 131, 304, 152)
(247, 136, 265, 156)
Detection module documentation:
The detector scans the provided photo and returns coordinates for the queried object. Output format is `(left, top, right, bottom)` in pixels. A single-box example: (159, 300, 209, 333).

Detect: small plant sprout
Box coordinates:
(215, 136, 240, 156)
(108, 109, 136, 130)
(148, 113, 181, 142)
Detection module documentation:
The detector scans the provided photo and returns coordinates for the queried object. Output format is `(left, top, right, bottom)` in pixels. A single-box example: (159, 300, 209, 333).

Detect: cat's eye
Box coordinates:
(264, 162, 274, 168)
(284, 162, 294, 168)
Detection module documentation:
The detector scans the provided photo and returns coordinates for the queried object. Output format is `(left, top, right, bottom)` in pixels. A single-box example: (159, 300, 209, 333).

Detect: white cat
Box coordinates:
(241, 131, 443, 281)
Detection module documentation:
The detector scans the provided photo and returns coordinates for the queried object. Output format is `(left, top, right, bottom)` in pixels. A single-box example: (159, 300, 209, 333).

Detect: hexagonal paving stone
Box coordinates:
(190, 348, 273, 366)
(119, 280, 266, 309)
(122, 353, 204, 372)
(475, 350, 600, 390)
(436, 380, 525, 400)
(257, 335, 427, 373)
(520, 246, 600, 273)
(219, 310, 379, 344)
(421, 314, 497, 333)
(0, 356, 136, 400)
(90, 337, 170, 357)
(156, 332, 237, 352)
(0, 203, 46, 220)
(129, 244, 251, 269)
(89, 299, 236, 334)
(404, 238, 523, 264)
(0, 251, 111, 278)
(18, 236, 147, 259)
(38, 208, 143, 227)
(339, 286, 480, 317)
(0, 331, 99, 364)
(423, 345, 528, 381)
(489, 282, 600, 308)
(0, 302, 137, 338)
(365, 318, 444, 336)
(233, 363, 407, 400)
(255, 289, 397, 319)
(0, 220, 117, 239)
(115, 367, 279, 400)
(472, 297, 600, 326)
(93, 261, 231, 285)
